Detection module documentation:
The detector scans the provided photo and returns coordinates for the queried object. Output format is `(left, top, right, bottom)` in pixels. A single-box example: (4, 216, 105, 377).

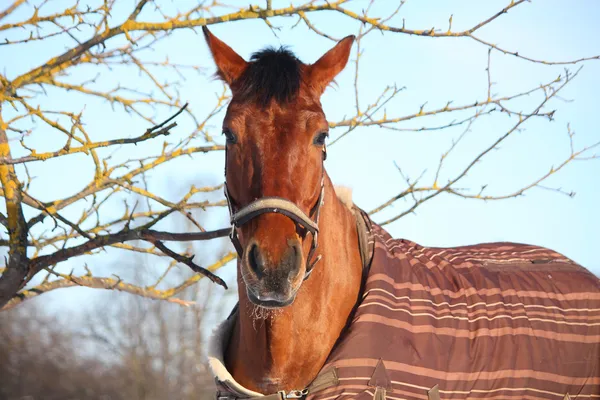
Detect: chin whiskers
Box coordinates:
(244, 301, 284, 331)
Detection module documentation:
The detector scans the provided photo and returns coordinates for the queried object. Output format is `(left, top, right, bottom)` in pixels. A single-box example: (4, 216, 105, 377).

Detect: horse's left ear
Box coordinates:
(307, 35, 355, 95)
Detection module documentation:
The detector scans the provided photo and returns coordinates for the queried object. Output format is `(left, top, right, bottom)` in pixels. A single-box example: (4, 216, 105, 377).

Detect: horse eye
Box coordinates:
(313, 131, 329, 146)
(222, 128, 237, 144)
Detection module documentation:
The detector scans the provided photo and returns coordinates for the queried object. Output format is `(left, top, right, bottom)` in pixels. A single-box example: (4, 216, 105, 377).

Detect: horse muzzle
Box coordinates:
(242, 238, 303, 308)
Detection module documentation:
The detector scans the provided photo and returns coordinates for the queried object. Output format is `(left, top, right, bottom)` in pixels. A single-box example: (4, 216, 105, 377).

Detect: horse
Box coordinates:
(202, 27, 600, 400)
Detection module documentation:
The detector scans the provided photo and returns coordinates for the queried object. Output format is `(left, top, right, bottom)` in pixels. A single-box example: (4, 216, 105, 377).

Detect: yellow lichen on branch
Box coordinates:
(1, 251, 236, 311)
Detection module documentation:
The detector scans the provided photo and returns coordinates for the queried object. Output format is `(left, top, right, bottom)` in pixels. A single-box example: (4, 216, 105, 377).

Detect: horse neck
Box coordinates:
(225, 176, 364, 394)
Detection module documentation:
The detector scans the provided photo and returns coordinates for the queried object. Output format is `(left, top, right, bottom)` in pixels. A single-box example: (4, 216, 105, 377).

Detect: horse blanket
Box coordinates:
(310, 222, 600, 400)
(209, 217, 600, 400)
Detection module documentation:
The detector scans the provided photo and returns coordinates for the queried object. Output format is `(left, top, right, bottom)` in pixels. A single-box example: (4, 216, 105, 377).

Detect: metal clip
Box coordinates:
(309, 254, 322, 270)
(285, 389, 309, 398)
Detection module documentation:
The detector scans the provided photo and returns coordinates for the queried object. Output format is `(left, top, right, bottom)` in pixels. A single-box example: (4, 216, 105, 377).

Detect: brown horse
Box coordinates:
(203, 26, 364, 394)
(204, 28, 600, 400)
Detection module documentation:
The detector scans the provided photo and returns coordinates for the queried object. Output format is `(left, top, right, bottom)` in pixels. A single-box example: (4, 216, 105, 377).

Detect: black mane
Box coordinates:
(234, 47, 302, 105)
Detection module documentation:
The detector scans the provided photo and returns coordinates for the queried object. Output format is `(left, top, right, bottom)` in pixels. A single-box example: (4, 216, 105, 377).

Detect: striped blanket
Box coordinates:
(311, 223, 600, 400)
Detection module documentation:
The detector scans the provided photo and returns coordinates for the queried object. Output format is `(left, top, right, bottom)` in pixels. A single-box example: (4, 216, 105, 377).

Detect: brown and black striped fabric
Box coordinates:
(310, 223, 600, 400)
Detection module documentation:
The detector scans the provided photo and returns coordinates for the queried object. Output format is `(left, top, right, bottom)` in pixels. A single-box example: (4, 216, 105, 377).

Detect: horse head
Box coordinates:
(203, 27, 354, 309)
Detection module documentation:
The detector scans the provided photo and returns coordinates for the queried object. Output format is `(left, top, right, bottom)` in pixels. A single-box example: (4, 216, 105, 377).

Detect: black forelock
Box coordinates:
(233, 46, 302, 106)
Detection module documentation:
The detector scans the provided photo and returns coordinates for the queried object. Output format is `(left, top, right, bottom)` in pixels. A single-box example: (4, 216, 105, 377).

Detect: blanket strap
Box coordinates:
(353, 206, 375, 274)
(427, 384, 440, 400)
(215, 368, 338, 400)
(373, 387, 386, 400)
(425, 386, 572, 400)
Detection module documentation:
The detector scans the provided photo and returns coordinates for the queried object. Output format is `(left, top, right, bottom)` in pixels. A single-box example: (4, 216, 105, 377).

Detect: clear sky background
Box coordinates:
(1, 1, 599, 326)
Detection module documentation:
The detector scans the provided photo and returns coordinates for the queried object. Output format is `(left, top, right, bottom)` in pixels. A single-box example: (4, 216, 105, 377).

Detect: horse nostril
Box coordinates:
(287, 241, 303, 278)
(293, 241, 302, 262)
(248, 243, 265, 279)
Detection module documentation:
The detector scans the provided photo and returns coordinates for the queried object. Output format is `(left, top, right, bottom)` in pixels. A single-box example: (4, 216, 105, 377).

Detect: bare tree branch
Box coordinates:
(1, 251, 235, 311)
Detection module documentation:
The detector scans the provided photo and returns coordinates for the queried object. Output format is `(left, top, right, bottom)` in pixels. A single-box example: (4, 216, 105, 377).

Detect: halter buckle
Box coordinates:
(285, 389, 309, 398)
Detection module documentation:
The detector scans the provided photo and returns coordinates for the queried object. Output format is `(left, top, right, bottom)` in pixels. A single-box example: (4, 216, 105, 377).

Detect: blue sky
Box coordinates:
(1, 0, 598, 319)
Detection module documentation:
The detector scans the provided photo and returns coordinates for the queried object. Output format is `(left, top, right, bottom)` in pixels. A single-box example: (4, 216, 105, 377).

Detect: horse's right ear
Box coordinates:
(202, 26, 247, 85)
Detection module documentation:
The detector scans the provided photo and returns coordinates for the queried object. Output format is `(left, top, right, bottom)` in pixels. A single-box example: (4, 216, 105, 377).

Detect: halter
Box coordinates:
(224, 143, 327, 280)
